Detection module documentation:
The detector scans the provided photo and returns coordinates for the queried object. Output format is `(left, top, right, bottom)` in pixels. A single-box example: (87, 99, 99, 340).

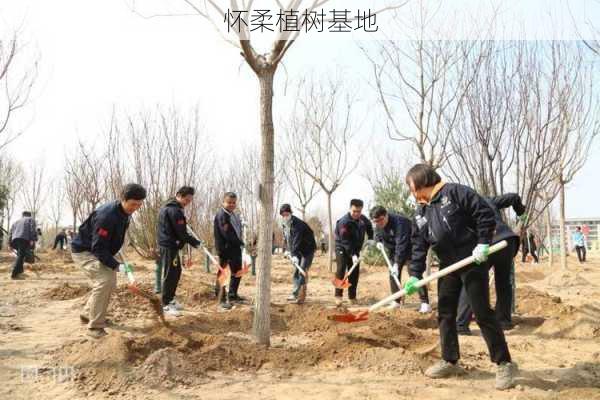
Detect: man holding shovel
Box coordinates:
(157, 186, 202, 317)
(71, 183, 146, 339)
(214, 192, 245, 310)
(8, 211, 38, 280)
(370, 206, 431, 312)
(280, 204, 316, 304)
(334, 199, 374, 306)
(402, 164, 516, 390)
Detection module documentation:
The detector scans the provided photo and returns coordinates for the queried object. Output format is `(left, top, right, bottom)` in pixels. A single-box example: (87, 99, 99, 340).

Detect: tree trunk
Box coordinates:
(252, 70, 275, 346)
(72, 211, 77, 232)
(559, 179, 567, 270)
(546, 204, 553, 267)
(326, 192, 334, 272)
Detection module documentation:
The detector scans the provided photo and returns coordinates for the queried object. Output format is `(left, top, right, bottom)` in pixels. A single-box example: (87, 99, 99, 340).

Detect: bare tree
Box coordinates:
(21, 161, 47, 220)
(286, 75, 360, 272)
(0, 31, 38, 151)
(48, 178, 66, 234)
(0, 155, 23, 245)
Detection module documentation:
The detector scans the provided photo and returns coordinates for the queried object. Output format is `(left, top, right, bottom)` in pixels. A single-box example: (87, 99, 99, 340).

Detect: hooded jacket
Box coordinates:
(157, 199, 201, 250)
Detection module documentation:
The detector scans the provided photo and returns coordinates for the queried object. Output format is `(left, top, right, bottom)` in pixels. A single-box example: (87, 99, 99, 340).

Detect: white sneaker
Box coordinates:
(387, 301, 401, 310)
(163, 304, 181, 317)
(419, 303, 432, 314)
(169, 299, 184, 311)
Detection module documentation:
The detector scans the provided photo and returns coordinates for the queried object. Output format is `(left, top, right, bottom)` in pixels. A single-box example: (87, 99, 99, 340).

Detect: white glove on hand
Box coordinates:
(472, 244, 490, 265)
(284, 251, 291, 258)
(352, 255, 359, 265)
(292, 256, 300, 266)
(391, 263, 399, 277)
(118, 263, 126, 273)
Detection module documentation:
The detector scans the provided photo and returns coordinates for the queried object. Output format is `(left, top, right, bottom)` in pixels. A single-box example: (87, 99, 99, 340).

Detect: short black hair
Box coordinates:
(370, 206, 388, 219)
(350, 199, 364, 208)
(22, 211, 32, 217)
(576, 226, 581, 231)
(176, 186, 195, 197)
(279, 203, 292, 215)
(406, 163, 442, 191)
(121, 183, 147, 201)
(223, 191, 237, 200)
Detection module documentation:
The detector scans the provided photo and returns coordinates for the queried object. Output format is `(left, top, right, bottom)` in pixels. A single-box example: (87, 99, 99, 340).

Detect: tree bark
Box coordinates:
(326, 191, 334, 272)
(559, 178, 567, 270)
(252, 70, 275, 346)
(546, 203, 553, 267)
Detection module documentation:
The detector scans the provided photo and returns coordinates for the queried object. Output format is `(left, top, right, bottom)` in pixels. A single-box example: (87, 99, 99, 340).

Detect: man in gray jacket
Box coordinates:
(8, 211, 38, 279)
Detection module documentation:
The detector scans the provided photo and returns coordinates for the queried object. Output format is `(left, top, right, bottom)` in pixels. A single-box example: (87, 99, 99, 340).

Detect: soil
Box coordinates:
(0, 251, 599, 399)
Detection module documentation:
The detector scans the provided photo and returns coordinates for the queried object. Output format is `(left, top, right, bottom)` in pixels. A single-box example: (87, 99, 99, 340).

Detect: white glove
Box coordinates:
(118, 263, 126, 273)
(291, 256, 300, 266)
(365, 239, 376, 247)
(284, 251, 291, 258)
(472, 244, 490, 265)
(391, 263, 399, 277)
(352, 255, 359, 265)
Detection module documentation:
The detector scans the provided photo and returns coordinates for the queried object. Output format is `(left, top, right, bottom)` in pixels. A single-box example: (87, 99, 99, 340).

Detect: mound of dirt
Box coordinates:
(535, 304, 600, 339)
(544, 271, 592, 288)
(516, 286, 564, 318)
(44, 283, 91, 300)
(109, 283, 163, 323)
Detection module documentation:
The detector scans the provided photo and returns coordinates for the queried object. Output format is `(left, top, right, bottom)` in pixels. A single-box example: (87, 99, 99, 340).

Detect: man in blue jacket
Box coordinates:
(157, 186, 202, 316)
(456, 193, 527, 335)
(71, 183, 146, 338)
(403, 164, 516, 390)
(8, 211, 38, 279)
(370, 205, 431, 312)
(334, 199, 374, 305)
(280, 203, 317, 304)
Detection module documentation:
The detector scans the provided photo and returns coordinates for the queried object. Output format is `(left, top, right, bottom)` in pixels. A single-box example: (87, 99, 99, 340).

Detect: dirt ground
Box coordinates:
(0, 249, 599, 400)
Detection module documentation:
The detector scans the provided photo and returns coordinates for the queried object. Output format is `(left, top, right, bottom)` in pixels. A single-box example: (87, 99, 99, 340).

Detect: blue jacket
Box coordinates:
(287, 215, 317, 258)
(374, 213, 411, 266)
(71, 201, 130, 269)
(410, 183, 496, 276)
(334, 213, 374, 256)
(157, 199, 201, 250)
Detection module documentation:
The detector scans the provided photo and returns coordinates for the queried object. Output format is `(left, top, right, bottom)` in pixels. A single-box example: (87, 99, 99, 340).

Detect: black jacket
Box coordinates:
(214, 208, 244, 257)
(287, 215, 317, 258)
(334, 213, 374, 256)
(486, 193, 526, 255)
(71, 201, 130, 270)
(409, 183, 496, 277)
(157, 199, 201, 250)
(374, 213, 411, 266)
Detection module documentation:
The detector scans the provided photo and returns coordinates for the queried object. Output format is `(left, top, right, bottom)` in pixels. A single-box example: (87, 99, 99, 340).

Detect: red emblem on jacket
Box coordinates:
(176, 219, 185, 225)
(98, 228, 109, 238)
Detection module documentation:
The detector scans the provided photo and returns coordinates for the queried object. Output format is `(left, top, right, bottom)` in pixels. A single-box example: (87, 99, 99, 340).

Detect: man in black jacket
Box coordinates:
(214, 192, 245, 310)
(53, 229, 68, 251)
(370, 205, 431, 312)
(71, 183, 146, 338)
(402, 164, 516, 390)
(456, 193, 526, 334)
(157, 186, 202, 316)
(280, 204, 317, 304)
(334, 199, 374, 305)
(8, 211, 38, 279)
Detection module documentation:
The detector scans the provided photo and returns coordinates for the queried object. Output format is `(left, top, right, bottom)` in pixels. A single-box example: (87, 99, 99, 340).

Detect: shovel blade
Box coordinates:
(332, 277, 351, 289)
(235, 264, 250, 278)
(328, 311, 369, 323)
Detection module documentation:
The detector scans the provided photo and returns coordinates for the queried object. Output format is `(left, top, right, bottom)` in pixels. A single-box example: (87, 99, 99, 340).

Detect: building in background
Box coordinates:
(551, 218, 600, 253)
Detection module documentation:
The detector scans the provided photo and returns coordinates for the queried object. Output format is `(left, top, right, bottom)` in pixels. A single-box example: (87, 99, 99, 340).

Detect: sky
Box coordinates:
(1, 0, 600, 226)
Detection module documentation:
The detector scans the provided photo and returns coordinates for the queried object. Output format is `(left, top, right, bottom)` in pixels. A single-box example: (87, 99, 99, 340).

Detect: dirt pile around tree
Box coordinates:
(44, 282, 91, 300)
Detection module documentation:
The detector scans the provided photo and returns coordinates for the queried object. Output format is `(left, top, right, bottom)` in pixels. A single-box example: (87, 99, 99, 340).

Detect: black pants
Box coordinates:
(390, 264, 429, 304)
(334, 249, 360, 299)
(575, 246, 586, 262)
(10, 239, 29, 278)
(457, 239, 517, 329)
(521, 248, 539, 263)
(215, 250, 242, 302)
(438, 261, 511, 365)
(53, 237, 65, 250)
(160, 247, 182, 306)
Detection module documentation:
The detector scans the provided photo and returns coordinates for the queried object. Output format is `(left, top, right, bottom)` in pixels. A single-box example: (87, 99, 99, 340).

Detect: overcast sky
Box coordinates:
(1, 0, 600, 225)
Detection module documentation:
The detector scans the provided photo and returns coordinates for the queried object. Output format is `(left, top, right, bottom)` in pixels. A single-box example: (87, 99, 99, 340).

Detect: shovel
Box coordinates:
(285, 253, 307, 278)
(329, 240, 508, 323)
(332, 254, 362, 289)
(376, 242, 402, 289)
(118, 251, 166, 324)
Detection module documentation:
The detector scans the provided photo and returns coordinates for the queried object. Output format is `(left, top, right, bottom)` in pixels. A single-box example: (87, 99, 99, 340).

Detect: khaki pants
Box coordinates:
(72, 251, 117, 329)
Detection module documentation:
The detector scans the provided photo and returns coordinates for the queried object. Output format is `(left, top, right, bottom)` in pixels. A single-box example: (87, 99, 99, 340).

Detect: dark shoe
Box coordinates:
(457, 326, 472, 336)
(10, 275, 24, 280)
(86, 328, 107, 339)
(228, 294, 246, 303)
(219, 302, 233, 311)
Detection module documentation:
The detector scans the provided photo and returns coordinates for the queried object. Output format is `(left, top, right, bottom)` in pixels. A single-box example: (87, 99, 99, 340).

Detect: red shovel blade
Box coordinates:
(332, 276, 351, 289)
(328, 310, 369, 323)
(217, 265, 230, 287)
(234, 264, 250, 278)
